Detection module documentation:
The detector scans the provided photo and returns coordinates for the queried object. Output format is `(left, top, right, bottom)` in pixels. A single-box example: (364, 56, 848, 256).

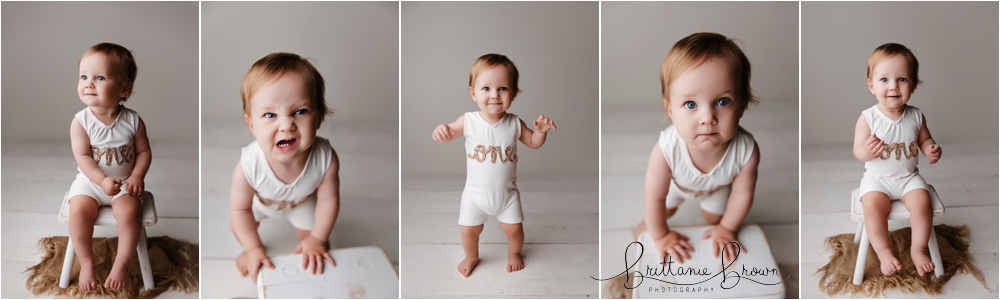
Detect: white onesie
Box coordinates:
(458, 111, 524, 226)
(859, 105, 927, 200)
(241, 137, 333, 230)
(68, 106, 140, 206)
(659, 125, 756, 215)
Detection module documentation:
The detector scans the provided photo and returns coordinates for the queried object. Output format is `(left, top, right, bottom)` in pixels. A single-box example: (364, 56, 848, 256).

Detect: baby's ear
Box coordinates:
(468, 86, 475, 100)
(120, 82, 134, 100)
(244, 114, 254, 131)
(866, 78, 874, 94)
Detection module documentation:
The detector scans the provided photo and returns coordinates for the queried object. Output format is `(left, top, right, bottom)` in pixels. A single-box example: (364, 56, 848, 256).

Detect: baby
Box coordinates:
(68, 42, 151, 291)
(853, 43, 940, 277)
(431, 53, 557, 277)
(632, 32, 761, 264)
(229, 53, 340, 283)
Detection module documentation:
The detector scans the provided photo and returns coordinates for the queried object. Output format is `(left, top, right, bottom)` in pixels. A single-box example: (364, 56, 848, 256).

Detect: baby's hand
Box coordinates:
(924, 143, 942, 164)
(864, 133, 885, 158)
(702, 225, 747, 262)
(124, 177, 144, 196)
(533, 115, 557, 133)
(651, 230, 694, 264)
(100, 177, 122, 196)
(294, 235, 335, 275)
(432, 124, 456, 143)
(245, 247, 275, 284)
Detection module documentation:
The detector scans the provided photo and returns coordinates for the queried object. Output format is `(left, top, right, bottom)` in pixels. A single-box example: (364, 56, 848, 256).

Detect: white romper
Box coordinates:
(68, 106, 140, 206)
(458, 111, 524, 226)
(241, 137, 333, 230)
(859, 105, 928, 200)
(659, 125, 756, 215)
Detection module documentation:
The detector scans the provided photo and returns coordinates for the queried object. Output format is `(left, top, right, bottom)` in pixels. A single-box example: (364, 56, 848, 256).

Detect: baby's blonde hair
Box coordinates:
(867, 43, 922, 93)
(240, 52, 331, 126)
(469, 53, 521, 99)
(81, 42, 138, 101)
(660, 32, 757, 116)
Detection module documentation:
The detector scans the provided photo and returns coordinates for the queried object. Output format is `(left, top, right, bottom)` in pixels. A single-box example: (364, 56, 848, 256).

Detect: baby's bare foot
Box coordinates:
(457, 257, 479, 278)
(78, 262, 98, 292)
(507, 252, 524, 273)
(911, 247, 935, 276)
(104, 263, 128, 290)
(875, 248, 901, 276)
(235, 251, 250, 277)
(631, 221, 646, 241)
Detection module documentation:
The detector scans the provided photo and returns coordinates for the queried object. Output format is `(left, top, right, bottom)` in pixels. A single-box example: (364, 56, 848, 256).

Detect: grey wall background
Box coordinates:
(401, 2, 599, 176)
(802, 2, 999, 145)
(602, 1, 799, 108)
(1, 1, 199, 140)
(201, 1, 399, 124)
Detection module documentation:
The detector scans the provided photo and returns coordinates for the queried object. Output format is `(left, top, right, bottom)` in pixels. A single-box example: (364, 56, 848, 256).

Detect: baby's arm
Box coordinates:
(432, 115, 465, 143)
(518, 115, 556, 149)
(297, 150, 340, 274)
(229, 163, 273, 283)
(853, 115, 885, 162)
(125, 117, 151, 196)
(703, 143, 759, 260)
(71, 118, 120, 196)
(643, 143, 694, 263)
(917, 114, 941, 164)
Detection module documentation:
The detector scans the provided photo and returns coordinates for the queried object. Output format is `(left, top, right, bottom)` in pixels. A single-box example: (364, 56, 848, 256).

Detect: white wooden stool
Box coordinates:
(633, 225, 785, 298)
(256, 246, 399, 299)
(57, 191, 157, 290)
(850, 185, 945, 285)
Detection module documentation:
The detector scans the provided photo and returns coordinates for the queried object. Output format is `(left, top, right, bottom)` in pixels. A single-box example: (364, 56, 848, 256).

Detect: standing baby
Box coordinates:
(432, 53, 557, 277)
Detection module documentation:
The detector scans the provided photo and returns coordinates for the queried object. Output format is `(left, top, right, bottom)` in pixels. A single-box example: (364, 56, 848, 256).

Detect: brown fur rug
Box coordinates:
(816, 224, 987, 296)
(24, 236, 199, 299)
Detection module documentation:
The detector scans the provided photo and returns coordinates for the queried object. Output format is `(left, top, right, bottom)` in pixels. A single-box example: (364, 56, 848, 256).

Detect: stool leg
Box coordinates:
(853, 224, 869, 285)
(853, 221, 864, 244)
(137, 228, 154, 290)
(59, 237, 76, 289)
(928, 225, 944, 277)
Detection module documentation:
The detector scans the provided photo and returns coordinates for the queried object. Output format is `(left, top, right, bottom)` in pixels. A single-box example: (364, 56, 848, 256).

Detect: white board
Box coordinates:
(631, 224, 786, 299)
(257, 246, 399, 299)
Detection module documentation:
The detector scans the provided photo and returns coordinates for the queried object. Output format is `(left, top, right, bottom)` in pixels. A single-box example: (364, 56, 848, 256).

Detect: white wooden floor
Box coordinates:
(199, 115, 399, 298)
(400, 175, 600, 298)
(800, 139, 999, 298)
(1, 139, 200, 299)
(600, 100, 801, 298)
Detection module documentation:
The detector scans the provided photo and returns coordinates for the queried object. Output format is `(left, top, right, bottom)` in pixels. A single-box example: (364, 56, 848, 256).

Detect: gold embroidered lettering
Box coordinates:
(467, 144, 517, 163)
(878, 141, 919, 160)
(256, 193, 310, 211)
(674, 182, 726, 198)
(91, 146, 133, 166)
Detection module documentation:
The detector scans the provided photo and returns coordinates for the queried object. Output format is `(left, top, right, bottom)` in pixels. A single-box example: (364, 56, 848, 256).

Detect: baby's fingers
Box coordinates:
(667, 248, 684, 264)
(324, 252, 336, 267)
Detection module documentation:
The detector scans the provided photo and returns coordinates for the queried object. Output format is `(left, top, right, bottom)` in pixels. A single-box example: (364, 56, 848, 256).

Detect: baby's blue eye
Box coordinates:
(263, 112, 276, 118)
(897, 77, 907, 82)
(499, 87, 508, 91)
(716, 98, 731, 107)
(879, 78, 888, 83)
(683, 101, 696, 109)
(295, 109, 309, 115)
(96, 76, 106, 81)
(81, 75, 88, 80)
(482, 87, 490, 92)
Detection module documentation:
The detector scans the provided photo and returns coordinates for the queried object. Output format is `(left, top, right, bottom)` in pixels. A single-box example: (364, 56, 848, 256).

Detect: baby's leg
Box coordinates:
(106, 195, 141, 290)
(458, 225, 484, 278)
(69, 196, 100, 291)
(501, 222, 524, 272)
(701, 209, 722, 226)
(632, 207, 678, 241)
(230, 220, 260, 277)
(901, 189, 934, 276)
(861, 192, 900, 276)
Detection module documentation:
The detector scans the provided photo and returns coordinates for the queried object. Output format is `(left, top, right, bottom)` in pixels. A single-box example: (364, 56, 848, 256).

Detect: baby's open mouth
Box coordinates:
(276, 138, 297, 148)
